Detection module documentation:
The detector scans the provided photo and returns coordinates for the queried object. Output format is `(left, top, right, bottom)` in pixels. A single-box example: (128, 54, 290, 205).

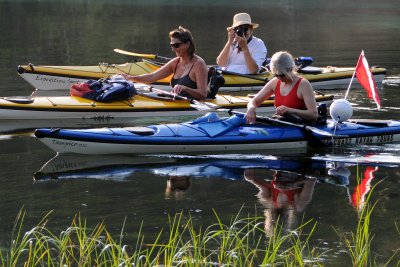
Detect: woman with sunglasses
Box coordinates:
(121, 26, 208, 100)
(216, 13, 267, 74)
(246, 51, 318, 124)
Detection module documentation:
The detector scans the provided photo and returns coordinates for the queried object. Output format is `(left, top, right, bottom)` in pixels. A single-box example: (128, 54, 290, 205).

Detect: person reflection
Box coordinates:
(165, 175, 192, 200)
(244, 169, 316, 236)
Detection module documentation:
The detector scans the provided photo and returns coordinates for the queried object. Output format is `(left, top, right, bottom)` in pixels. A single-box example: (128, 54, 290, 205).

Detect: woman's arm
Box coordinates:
(236, 36, 261, 74)
(294, 179, 316, 212)
(246, 79, 277, 123)
(122, 58, 177, 84)
(216, 27, 235, 67)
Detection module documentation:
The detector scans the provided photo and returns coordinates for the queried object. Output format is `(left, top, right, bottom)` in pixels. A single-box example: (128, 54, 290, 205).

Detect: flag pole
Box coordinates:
(344, 50, 363, 100)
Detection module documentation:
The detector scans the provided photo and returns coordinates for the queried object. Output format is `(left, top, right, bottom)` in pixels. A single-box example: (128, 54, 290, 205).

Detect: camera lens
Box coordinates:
(235, 29, 243, 37)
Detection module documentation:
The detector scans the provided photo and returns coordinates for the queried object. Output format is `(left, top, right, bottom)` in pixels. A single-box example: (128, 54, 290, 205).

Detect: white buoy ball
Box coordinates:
(330, 99, 353, 122)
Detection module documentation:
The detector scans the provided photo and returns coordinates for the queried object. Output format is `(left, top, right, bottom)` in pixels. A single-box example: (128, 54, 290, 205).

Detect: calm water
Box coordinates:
(1, 0, 400, 265)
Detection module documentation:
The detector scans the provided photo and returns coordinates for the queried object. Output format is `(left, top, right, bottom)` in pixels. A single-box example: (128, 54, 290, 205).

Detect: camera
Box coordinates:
(234, 25, 249, 37)
(235, 28, 244, 37)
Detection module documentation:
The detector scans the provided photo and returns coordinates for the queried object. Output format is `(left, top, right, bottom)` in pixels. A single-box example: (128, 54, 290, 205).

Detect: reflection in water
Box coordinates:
(351, 166, 378, 213)
(243, 162, 352, 236)
(165, 175, 192, 200)
(244, 162, 385, 235)
(245, 169, 316, 236)
(33, 152, 397, 238)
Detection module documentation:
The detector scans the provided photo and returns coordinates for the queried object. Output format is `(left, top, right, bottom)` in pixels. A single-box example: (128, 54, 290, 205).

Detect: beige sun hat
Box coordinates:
(231, 13, 259, 29)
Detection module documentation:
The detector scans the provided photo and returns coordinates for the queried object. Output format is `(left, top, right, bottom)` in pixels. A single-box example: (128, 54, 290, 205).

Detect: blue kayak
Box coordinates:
(34, 112, 400, 155)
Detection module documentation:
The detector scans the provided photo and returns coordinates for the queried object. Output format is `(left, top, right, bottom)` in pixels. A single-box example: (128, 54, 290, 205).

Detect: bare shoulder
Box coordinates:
(194, 55, 207, 67)
(299, 77, 312, 86)
(171, 57, 181, 65)
(255, 78, 277, 98)
(298, 78, 316, 101)
(265, 77, 279, 90)
(164, 57, 180, 69)
(193, 56, 208, 73)
(299, 78, 314, 91)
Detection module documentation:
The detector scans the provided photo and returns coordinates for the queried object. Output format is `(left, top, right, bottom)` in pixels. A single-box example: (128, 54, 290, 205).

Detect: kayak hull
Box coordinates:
(17, 62, 386, 91)
(35, 114, 400, 155)
(35, 138, 306, 155)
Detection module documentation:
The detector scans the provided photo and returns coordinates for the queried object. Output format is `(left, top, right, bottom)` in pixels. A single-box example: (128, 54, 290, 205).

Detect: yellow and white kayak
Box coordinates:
(0, 91, 334, 120)
(17, 59, 386, 91)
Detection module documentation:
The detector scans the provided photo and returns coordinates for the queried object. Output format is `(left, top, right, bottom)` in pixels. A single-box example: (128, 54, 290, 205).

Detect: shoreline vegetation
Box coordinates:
(1, 198, 399, 266)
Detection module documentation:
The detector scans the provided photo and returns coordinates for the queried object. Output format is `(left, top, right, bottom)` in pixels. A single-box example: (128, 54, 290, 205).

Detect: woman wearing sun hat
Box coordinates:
(216, 13, 267, 74)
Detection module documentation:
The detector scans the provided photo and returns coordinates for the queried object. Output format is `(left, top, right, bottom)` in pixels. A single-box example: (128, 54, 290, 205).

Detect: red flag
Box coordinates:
(355, 50, 381, 109)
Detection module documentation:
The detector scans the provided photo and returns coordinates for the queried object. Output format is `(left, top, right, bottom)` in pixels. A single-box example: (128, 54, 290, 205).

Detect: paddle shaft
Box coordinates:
(143, 86, 220, 110)
(141, 87, 334, 144)
(114, 49, 172, 61)
(147, 86, 196, 103)
(227, 109, 336, 138)
(115, 49, 271, 84)
(114, 49, 329, 91)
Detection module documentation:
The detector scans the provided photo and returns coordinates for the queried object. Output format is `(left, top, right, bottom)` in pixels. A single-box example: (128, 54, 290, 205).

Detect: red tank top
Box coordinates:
(274, 78, 306, 110)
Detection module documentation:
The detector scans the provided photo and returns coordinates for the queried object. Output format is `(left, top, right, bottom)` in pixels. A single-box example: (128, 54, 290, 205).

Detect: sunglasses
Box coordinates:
(170, 42, 183, 48)
(234, 25, 250, 31)
(274, 73, 285, 78)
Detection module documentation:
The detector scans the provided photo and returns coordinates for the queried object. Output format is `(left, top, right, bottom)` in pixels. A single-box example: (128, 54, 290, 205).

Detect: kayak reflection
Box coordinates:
(34, 153, 333, 182)
(33, 153, 395, 206)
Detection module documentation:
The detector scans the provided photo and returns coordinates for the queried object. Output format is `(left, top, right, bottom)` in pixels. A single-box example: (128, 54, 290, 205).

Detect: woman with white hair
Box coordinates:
(246, 51, 318, 124)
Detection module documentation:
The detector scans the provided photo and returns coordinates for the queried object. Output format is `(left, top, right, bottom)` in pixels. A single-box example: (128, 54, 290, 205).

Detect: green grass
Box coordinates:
(0, 208, 324, 267)
(334, 168, 399, 267)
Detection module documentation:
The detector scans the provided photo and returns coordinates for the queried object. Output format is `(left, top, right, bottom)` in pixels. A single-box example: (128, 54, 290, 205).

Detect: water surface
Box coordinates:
(0, 0, 399, 265)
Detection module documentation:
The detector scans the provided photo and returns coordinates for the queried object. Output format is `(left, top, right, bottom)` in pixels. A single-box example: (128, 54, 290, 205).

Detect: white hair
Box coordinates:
(270, 51, 296, 80)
